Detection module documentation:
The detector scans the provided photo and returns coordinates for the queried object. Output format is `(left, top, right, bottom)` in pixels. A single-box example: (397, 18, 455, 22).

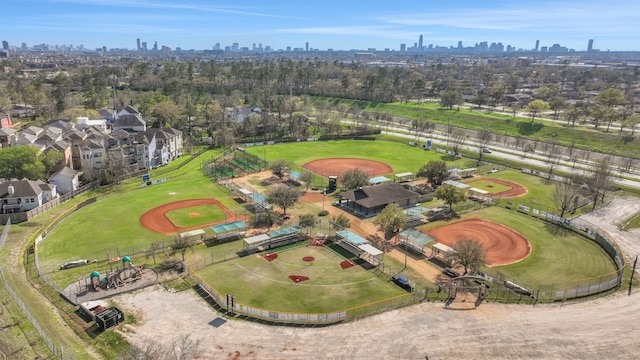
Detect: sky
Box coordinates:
(3, 0, 640, 51)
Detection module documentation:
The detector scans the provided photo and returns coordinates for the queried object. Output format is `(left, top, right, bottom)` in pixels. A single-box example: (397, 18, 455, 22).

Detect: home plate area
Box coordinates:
(262, 253, 278, 261)
(340, 260, 357, 269)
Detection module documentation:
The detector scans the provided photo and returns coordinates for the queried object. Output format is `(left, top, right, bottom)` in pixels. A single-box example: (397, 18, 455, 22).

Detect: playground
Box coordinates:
(61, 256, 158, 305)
(140, 199, 249, 235)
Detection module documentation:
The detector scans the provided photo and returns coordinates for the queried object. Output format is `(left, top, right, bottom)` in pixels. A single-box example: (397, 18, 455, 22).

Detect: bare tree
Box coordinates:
(449, 128, 466, 155)
(169, 334, 201, 360)
(587, 159, 616, 210)
(266, 184, 300, 216)
(476, 129, 493, 165)
(450, 239, 486, 275)
(553, 179, 582, 218)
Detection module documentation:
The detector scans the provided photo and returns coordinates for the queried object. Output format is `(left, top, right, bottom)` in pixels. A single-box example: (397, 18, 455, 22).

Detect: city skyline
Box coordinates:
(2, 0, 640, 52)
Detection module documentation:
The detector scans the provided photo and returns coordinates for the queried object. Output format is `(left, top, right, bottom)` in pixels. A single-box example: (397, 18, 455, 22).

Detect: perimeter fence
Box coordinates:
(0, 219, 77, 359)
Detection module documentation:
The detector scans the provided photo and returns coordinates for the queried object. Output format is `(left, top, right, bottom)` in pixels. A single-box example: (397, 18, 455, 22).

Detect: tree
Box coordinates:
(524, 99, 550, 122)
(341, 168, 369, 190)
(299, 171, 314, 191)
(332, 213, 351, 229)
(448, 128, 466, 155)
(440, 88, 462, 109)
(298, 213, 317, 234)
(372, 203, 406, 235)
(266, 184, 300, 216)
(476, 129, 493, 165)
(257, 209, 277, 228)
(587, 159, 616, 210)
(416, 160, 448, 186)
(0, 146, 58, 180)
(435, 184, 467, 210)
(269, 159, 294, 179)
(171, 236, 192, 261)
(450, 239, 486, 275)
(152, 99, 182, 128)
(553, 179, 582, 218)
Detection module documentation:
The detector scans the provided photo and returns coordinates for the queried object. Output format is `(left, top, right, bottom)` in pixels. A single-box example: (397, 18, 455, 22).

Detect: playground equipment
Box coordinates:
(90, 256, 144, 292)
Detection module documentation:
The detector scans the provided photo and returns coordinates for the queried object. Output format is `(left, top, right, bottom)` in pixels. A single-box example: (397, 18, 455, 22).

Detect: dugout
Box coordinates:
(211, 220, 247, 243)
(398, 228, 435, 256)
(178, 229, 205, 243)
(394, 172, 414, 183)
(335, 229, 383, 267)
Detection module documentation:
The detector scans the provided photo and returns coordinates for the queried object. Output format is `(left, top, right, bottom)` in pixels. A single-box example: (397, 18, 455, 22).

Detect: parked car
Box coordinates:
(482, 148, 492, 154)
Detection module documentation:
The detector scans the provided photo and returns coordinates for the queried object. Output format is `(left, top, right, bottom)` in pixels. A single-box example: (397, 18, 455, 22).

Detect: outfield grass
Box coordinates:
(165, 205, 227, 228)
(246, 140, 468, 177)
(195, 244, 406, 313)
(465, 180, 511, 194)
(420, 207, 617, 285)
(38, 149, 249, 287)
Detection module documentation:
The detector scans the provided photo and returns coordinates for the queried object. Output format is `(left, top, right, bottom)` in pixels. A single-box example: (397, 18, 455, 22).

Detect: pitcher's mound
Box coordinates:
(289, 275, 310, 283)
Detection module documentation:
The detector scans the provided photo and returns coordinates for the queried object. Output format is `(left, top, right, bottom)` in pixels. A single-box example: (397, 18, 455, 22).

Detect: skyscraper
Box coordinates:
(306, 42, 309, 51)
(2, 40, 8, 50)
(137, 38, 141, 51)
(587, 39, 594, 52)
(418, 35, 423, 51)
(400, 43, 406, 52)
(535, 40, 540, 52)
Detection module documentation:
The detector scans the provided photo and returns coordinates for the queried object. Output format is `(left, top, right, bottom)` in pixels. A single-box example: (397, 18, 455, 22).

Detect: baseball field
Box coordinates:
(37, 140, 618, 311)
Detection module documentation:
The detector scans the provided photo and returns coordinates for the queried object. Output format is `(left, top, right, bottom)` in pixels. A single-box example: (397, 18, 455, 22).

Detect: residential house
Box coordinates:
(21, 125, 44, 137)
(107, 129, 134, 148)
(116, 105, 141, 119)
(0, 113, 15, 128)
(76, 117, 107, 131)
(224, 107, 261, 126)
(63, 128, 88, 170)
(113, 114, 146, 133)
(0, 178, 57, 214)
(0, 127, 16, 148)
(35, 128, 63, 147)
(47, 140, 73, 170)
(99, 109, 116, 123)
(48, 166, 79, 194)
(80, 139, 106, 170)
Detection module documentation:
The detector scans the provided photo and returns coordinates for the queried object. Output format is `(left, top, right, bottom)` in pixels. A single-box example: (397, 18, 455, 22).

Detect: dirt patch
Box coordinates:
(426, 218, 531, 266)
(466, 177, 528, 198)
(300, 191, 325, 204)
(302, 256, 315, 262)
(140, 198, 248, 235)
(340, 260, 356, 269)
(189, 212, 200, 217)
(263, 253, 277, 262)
(302, 158, 393, 177)
(288, 275, 310, 283)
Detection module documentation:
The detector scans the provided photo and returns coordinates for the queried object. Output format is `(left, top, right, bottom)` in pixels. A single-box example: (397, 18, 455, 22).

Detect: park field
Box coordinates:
(419, 207, 617, 286)
(165, 204, 227, 228)
(195, 243, 407, 313)
(37, 140, 617, 303)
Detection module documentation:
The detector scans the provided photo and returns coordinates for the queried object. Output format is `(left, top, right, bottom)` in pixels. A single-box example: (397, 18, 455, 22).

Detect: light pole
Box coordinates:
(322, 188, 326, 212)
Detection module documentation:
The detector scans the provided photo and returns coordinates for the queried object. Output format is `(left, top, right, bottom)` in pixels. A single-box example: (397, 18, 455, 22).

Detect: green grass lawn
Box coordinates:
(165, 204, 227, 228)
(246, 140, 468, 178)
(195, 244, 406, 313)
(420, 207, 617, 286)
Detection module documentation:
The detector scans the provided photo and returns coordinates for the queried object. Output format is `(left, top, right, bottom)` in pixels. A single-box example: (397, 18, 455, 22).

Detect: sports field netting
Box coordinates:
(398, 228, 435, 246)
(405, 206, 431, 216)
(267, 226, 301, 237)
(211, 220, 248, 234)
(336, 230, 369, 245)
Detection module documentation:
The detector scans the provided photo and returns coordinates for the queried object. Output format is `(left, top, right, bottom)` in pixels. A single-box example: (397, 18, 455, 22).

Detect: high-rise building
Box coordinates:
(306, 42, 309, 51)
(587, 39, 594, 52)
(400, 43, 406, 52)
(141, 42, 147, 51)
(418, 35, 423, 51)
(535, 40, 540, 52)
(2, 41, 8, 50)
(137, 38, 141, 51)
(152, 41, 158, 51)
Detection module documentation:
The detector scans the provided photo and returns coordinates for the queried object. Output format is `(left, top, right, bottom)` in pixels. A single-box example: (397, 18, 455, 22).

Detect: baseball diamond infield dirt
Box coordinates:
(139, 198, 249, 235)
(117, 193, 640, 359)
(302, 158, 393, 177)
(426, 218, 531, 266)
